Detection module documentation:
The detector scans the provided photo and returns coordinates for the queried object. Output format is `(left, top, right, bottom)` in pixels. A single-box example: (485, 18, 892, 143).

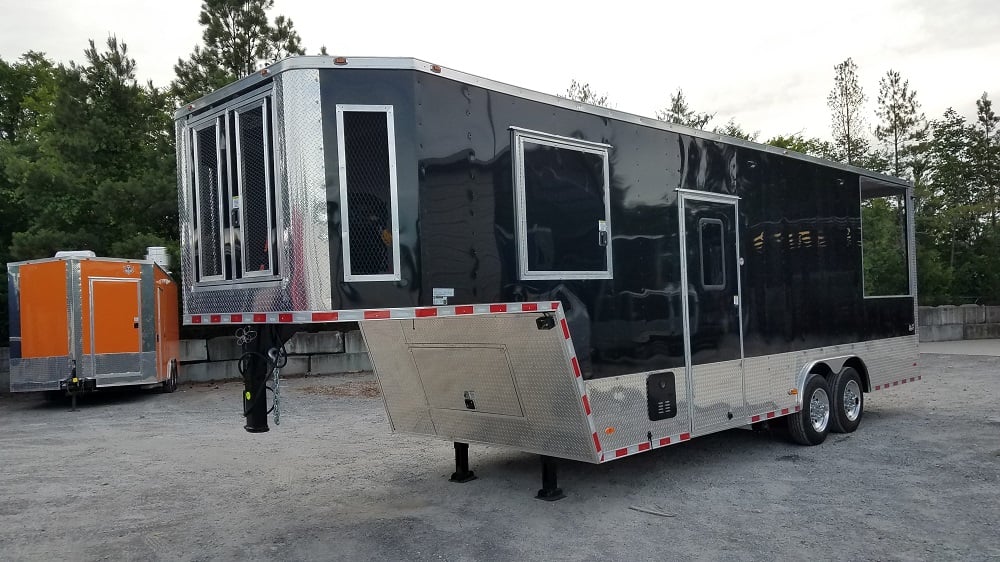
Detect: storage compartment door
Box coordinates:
(90, 279, 141, 355)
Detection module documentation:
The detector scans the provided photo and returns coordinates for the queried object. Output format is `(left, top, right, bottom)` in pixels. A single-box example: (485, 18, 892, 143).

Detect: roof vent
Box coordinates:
(54, 250, 96, 258)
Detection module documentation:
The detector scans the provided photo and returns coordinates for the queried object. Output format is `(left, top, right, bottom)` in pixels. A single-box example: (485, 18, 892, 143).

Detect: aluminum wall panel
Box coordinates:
(69, 260, 84, 369)
(691, 358, 746, 433)
(361, 312, 598, 463)
(140, 264, 156, 353)
(9, 356, 70, 392)
(587, 369, 689, 454)
(278, 69, 331, 310)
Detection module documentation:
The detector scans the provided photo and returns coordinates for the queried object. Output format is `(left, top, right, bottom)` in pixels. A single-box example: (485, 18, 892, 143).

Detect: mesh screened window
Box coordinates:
(188, 90, 279, 284)
(336, 106, 400, 281)
(699, 218, 725, 289)
(195, 124, 223, 279)
(236, 101, 274, 276)
(513, 130, 613, 280)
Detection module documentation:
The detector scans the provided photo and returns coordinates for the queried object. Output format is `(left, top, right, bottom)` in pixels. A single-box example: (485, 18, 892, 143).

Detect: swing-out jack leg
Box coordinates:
(535, 455, 565, 501)
(449, 442, 477, 483)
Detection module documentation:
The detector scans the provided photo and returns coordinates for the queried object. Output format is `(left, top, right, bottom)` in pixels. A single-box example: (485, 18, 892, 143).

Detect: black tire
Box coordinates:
(787, 373, 832, 446)
(162, 360, 178, 394)
(828, 366, 864, 433)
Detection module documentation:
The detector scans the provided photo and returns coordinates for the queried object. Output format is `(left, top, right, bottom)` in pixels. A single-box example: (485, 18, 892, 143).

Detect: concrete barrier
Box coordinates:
(919, 305, 1000, 343)
(177, 330, 370, 384)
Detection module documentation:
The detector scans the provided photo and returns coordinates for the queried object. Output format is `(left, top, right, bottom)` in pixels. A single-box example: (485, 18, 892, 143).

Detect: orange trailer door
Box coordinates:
(90, 279, 141, 355)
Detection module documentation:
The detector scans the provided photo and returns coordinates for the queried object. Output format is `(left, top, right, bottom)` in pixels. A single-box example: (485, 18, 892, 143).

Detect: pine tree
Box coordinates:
(656, 88, 713, 129)
(171, 0, 305, 102)
(561, 79, 610, 108)
(827, 58, 869, 165)
(875, 69, 925, 178)
(972, 93, 999, 230)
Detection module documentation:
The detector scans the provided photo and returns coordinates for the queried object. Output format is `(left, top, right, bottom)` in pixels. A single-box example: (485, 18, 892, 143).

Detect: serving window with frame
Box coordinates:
(511, 127, 614, 280)
(186, 86, 280, 285)
(860, 177, 911, 298)
(335, 104, 401, 282)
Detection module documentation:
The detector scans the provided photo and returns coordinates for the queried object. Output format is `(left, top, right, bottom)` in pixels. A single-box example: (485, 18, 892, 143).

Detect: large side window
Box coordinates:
(860, 178, 910, 297)
(512, 128, 613, 280)
(188, 88, 279, 284)
(336, 105, 401, 282)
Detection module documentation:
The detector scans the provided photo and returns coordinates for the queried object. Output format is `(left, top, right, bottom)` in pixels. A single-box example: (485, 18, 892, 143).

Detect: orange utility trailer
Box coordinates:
(6, 254, 180, 393)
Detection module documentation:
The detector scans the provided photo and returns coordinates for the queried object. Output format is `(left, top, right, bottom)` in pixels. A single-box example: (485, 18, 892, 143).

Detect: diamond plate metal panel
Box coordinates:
(744, 334, 919, 413)
(410, 345, 524, 416)
(96, 371, 160, 387)
(586, 369, 689, 454)
(69, 260, 84, 368)
(140, 264, 156, 353)
(853, 335, 919, 389)
(176, 71, 330, 318)
(360, 321, 434, 434)
(690, 358, 745, 433)
(743, 352, 799, 417)
(362, 312, 598, 462)
(92, 352, 143, 375)
(278, 69, 331, 310)
(9, 356, 71, 392)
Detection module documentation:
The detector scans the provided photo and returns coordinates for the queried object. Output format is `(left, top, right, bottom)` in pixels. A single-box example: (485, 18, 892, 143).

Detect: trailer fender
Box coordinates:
(795, 356, 853, 407)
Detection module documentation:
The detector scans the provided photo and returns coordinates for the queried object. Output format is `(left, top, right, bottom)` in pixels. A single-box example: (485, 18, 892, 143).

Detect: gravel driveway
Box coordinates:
(1, 353, 997, 561)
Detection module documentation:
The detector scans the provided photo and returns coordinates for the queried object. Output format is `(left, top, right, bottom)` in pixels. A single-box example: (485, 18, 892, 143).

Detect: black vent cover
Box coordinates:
(647, 372, 677, 421)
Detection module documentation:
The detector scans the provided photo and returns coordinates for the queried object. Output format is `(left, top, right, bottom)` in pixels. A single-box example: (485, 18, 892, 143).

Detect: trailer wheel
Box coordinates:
(828, 367, 863, 433)
(787, 373, 831, 446)
(162, 360, 178, 394)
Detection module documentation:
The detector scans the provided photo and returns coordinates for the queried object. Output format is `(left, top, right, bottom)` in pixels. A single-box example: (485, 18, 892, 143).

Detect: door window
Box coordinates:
(699, 218, 726, 290)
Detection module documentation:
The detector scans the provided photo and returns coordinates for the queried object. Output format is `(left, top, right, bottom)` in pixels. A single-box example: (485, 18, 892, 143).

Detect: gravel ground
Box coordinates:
(0, 353, 998, 561)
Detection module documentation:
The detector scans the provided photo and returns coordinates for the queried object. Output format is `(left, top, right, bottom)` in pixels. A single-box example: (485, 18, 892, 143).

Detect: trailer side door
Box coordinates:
(677, 190, 746, 434)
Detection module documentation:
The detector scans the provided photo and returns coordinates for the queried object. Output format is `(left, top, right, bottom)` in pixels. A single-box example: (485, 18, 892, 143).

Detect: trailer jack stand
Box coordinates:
(448, 442, 477, 483)
(535, 456, 565, 501)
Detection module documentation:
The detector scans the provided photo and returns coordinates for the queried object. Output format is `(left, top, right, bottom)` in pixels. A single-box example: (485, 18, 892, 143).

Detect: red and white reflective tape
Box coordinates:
(600, 432, 694, 463)
(553, 311, 603, 461)
(873, 375, 921, 391)
(185, 301, 561, 325)
(749, 405, 801, 424)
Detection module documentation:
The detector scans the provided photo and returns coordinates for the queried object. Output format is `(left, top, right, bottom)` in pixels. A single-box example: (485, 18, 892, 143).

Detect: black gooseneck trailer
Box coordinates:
(174, 57, 918, 498)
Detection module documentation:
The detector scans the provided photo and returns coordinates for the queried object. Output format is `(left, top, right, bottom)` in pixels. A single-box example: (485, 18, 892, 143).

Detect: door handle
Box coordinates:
(133, 316, 139, 329)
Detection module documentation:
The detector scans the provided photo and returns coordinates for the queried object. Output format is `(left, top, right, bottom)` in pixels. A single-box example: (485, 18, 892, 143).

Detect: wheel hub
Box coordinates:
(843, 379, 861, 422)
(809, 387, 830, 432)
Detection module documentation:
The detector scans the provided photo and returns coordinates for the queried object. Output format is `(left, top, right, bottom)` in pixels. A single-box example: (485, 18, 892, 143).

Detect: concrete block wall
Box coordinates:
(178, 330, 370, 384)
(918, 305, 1000, 342)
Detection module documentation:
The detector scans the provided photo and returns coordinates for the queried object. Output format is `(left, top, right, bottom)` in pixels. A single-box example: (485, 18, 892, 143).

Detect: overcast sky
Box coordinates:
(2, 0, 998, 141)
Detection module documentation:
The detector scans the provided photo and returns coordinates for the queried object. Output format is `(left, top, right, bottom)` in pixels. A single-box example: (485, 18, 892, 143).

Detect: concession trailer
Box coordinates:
(173, 56, 919, 498)
(6, 252, 180, 396)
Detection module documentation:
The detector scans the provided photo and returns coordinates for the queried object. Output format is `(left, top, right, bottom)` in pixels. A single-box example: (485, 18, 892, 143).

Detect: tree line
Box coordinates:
(1, 0, 996, 341)
(565, 59, 1000, 305)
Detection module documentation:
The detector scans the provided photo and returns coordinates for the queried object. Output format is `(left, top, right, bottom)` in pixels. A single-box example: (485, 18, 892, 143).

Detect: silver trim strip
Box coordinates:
(174, 56, 911, 187)
(508, 126, 613, 149)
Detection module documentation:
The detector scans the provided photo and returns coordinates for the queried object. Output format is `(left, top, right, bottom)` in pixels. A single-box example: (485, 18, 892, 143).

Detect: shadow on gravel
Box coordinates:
(26, 386, 165, 410)
(481, 426, 786, 488)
